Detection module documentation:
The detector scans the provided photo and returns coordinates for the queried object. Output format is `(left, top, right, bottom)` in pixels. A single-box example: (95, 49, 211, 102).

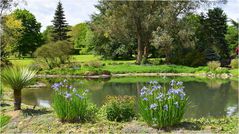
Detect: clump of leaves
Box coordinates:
(104, 95, 136, 122)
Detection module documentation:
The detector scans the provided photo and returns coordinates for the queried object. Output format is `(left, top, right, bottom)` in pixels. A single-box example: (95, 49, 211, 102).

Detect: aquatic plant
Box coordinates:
(139, 80, 188, 128)
(1, 66, 37, 110)
(51, 79, 96, 122)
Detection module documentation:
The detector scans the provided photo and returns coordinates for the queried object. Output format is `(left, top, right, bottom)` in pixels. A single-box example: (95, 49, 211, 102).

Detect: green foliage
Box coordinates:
(1, 66, 37, 91)
(139, 80, 188, 128)
(52, 80, 97, 122)
(104, 96, 136, 122)
(42, 25, 54, 43)
(52, 2, 70, 41)
(207, 61, 221, 71)
(0, 115, 11, 128)
(70, 23, 93, 54)
(34, 41, 73, 69)
(85, 60, 103, 68)
(230, 58, 239, 69)
(12, 9, 43, 57)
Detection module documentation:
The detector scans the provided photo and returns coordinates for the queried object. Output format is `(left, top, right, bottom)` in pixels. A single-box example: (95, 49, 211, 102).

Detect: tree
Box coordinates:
(1, 66, 37, 110)
(196, 8, 229, 65)
(69, 23, 93, 54)
(11, 9, 43, 57)
(52, 1, 70, 41)
(42, 25, 54, 44)
(0, 0, 25, 65)
(225, 20, 238, 57)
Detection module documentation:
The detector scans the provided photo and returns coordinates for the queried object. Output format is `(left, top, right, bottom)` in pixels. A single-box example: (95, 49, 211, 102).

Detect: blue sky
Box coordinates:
(18, 0, 239, 31)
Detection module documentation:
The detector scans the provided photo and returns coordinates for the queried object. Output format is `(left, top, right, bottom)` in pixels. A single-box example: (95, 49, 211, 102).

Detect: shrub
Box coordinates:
(86, 60, 103, 68)
(139, 80, 188, 128)
(207, 61, 221, 71)
(104, 95, 136, 122)
(230, 59, 238, 69)
(34, 41, 73, 69)
(1, 66, 37, 110)
(51, 79, 97, 122)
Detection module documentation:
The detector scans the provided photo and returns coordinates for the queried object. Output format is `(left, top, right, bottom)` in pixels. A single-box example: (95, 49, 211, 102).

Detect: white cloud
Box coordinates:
(16, 0, 238, 32)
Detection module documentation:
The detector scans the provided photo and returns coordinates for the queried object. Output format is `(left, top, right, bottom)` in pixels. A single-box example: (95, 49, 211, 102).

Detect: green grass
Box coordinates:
(9, 58, 34, 67)
(8, 55, 238, 77)
(0, 115, 11, 128)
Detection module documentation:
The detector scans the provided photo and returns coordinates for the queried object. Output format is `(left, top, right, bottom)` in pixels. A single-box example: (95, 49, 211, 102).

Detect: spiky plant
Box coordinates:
(1, 66, 37, 110)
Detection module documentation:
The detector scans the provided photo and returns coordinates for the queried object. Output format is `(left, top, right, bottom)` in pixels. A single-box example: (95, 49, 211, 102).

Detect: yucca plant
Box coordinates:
(1, 66, 37, 110)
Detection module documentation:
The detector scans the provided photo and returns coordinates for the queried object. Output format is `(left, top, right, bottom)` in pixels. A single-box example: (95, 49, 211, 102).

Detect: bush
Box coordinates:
(34, 41, 73, 69)
(230, 59, 238, 69)
(207, 61, 221, 71)
(51, 79, 97, 122)
(86, 60, 103, 68)
(139, 80, 188, 128)
(104, 95, 136, 122)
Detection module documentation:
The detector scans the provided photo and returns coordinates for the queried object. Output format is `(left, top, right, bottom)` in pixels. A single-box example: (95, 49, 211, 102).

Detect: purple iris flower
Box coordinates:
(143, 98, 148, 101)
(65, 92, 72, 99)
(150, 103, 158, 110)
(163, 104, 168, 111)
(174, 102, 179, 108)
(76, 94, 84, 100)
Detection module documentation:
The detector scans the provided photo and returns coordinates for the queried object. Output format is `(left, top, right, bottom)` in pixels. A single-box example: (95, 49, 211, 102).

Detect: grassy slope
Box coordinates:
(9, 55, 238, 76)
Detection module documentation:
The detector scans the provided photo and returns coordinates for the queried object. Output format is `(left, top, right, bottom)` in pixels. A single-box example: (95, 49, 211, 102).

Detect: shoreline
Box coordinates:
(35, 72, 235, 79)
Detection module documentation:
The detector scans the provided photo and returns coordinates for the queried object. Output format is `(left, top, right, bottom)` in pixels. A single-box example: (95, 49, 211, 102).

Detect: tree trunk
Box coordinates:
(135, 17, 143, 64)
(136, 33, 143, 64)
(13, 90, 21, 110)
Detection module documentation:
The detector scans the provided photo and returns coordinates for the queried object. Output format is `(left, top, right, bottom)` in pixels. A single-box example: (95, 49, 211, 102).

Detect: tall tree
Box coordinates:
(52, 1, 70, 41)
(12, 9, 43, 57)
(196, 8, 229, 64)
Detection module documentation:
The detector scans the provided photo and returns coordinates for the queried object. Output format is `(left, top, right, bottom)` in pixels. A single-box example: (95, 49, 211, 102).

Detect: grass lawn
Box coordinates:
(8, 55, 238, 77)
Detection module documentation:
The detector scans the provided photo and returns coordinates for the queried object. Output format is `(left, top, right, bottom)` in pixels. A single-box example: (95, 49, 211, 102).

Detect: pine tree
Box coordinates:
(52, 1, 70, 41)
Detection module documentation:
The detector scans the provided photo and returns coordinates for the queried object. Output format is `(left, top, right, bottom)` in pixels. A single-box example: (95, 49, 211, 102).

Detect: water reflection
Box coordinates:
(22, 77, 238, 119)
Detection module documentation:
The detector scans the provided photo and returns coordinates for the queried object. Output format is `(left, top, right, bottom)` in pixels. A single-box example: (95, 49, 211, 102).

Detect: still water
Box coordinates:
(22, 76, 238, 119)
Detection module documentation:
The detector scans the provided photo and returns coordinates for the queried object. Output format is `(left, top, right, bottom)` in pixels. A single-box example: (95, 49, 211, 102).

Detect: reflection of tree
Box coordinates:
(184, 80, 236, 118)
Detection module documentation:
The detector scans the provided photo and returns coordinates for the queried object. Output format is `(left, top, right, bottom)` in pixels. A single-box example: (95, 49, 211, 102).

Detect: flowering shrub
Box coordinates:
(139, 80, 188, 128)
(104, 96, 136, 122)
(51, 79, 97, 122)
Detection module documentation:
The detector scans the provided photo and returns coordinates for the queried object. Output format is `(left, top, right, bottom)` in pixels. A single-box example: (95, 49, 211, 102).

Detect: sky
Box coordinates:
(17, 0, 239, 31)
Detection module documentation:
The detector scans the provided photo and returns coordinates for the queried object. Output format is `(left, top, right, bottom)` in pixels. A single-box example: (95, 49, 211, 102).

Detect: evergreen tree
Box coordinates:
(52, 1, 70, 41)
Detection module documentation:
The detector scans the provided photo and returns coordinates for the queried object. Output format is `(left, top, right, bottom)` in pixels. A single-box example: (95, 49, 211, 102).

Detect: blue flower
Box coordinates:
(179, 93, 185, 100)
(76, 94, 84, 100)
(156, 93, 164, 100)
(65, 92, 72, 99)
(72, 88, 77, 93)
(163, 104, 168, 111)
(170, 80, 175, 86)
(68, 85, 73, 89)
(174, 102, 179, 108)
(149, 80, 158, 85)
(143, 98, 148, 101)
(140, 91, 146, 97)
(150, 103, 158, 110)
(51, 83, 60, 90)
(176, 81, 183, 86)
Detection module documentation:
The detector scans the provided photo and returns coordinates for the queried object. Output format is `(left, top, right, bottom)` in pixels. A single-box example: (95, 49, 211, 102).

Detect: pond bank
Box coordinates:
(36, 72, 234, 79)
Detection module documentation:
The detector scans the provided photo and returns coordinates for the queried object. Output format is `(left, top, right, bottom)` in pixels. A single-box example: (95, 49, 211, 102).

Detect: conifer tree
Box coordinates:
(52, 1, 70, 41)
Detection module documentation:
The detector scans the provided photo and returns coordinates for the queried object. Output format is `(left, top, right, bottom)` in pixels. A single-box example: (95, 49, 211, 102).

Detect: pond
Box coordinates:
(22, 76, 238, 119)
